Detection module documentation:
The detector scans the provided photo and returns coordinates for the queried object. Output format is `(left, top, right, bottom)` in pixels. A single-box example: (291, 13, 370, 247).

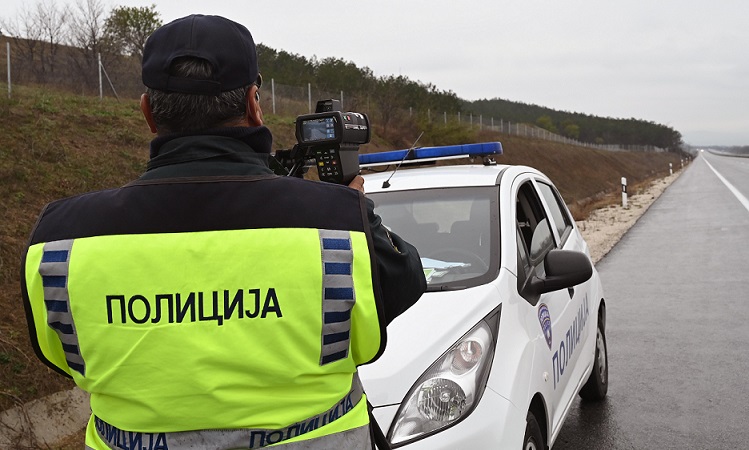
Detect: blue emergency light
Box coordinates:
(359, 142, 503, 167)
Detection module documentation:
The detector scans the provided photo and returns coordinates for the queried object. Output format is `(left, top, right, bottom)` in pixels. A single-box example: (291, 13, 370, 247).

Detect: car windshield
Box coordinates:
(369, 186, 499, 290)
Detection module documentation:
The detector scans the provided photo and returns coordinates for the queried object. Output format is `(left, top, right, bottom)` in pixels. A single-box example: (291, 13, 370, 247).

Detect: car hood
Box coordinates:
(359, 282, 502, 407)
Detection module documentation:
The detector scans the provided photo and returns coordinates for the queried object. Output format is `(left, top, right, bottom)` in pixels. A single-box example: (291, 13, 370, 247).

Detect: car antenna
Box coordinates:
(382, 132, 424, 189)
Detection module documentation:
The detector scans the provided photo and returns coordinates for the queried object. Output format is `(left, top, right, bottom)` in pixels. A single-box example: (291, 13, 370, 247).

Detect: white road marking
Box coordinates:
(703, 157, 749, 214)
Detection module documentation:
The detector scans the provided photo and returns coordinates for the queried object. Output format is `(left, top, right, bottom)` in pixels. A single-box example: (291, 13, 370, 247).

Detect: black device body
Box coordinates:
(271, 100, 370, 185)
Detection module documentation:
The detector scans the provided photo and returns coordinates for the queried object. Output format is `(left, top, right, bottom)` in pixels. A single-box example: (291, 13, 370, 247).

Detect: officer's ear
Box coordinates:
(246, 85, 264, 127)
(140, 94, 158, 134)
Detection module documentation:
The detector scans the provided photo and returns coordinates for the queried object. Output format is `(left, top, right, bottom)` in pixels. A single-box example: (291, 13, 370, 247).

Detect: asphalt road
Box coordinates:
(554, 151, 749, 450)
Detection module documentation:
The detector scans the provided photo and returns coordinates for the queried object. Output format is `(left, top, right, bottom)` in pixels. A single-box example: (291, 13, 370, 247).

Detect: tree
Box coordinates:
(425, 85, 462, 115)
(104, 4, 161, 62)
(1, 8, 45, 82)
(67, 0, 117, 89)
(561, 120, 580, 139)
(258, 47, 316, 85)
(314, 57, 374, 109)
(0, 0, 70, 83)
(373, 75, 411, 139)
(536, 115, 558, 134)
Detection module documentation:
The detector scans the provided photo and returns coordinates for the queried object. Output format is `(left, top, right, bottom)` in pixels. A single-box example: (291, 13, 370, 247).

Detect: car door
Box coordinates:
(534, 178, 595, 420)
(514, 177, 588, 429)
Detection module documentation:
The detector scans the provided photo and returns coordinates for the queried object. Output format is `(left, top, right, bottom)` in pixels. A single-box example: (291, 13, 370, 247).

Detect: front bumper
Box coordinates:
(371, 388, 526, 448)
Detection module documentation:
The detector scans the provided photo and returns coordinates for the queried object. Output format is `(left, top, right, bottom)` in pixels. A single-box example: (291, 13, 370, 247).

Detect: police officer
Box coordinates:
(21, 14, 426, 450)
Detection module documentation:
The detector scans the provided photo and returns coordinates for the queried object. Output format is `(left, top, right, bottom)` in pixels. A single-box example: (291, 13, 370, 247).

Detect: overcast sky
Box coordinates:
(6, 0, 749, 146)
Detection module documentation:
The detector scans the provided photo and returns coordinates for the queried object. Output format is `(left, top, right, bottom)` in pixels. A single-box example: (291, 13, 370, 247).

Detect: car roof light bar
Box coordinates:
(359, 142, 503, 168)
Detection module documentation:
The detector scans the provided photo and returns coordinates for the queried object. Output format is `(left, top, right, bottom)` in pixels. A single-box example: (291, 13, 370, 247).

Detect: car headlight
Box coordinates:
(388, 306, 501, 447)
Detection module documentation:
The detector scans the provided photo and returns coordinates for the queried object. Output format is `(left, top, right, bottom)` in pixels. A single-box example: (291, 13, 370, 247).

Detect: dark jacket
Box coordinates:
(141, 126, 426, 325)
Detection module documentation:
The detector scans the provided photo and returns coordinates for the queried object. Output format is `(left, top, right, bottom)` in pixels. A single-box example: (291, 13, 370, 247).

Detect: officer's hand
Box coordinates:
(348, 175, 365, 193)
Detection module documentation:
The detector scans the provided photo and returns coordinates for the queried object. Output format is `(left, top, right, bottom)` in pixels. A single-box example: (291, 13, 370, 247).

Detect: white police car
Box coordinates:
(358, 143, 608, 449)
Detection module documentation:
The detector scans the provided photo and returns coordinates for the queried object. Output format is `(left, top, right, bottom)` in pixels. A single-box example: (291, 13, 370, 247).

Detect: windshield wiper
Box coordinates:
(426, 284, 468, 292)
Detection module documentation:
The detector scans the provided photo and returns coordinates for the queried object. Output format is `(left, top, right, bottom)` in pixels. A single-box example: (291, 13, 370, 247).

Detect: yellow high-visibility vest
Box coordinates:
(22, 176, 385, 449)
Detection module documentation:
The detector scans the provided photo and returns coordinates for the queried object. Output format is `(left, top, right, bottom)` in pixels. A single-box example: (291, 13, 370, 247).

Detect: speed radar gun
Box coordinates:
(271, 99, 371, 184)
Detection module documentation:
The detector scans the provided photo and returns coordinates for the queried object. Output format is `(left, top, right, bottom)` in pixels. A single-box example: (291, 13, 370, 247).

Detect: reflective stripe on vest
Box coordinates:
(92, 375, 365, 450)
(86, 425, 372, 450)
(319, 229, 355, 365)
(38, 239, 85, 376)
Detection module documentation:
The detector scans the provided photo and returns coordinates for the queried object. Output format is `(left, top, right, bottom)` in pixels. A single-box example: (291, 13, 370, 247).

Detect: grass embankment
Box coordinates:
(0, 85, 684, 415)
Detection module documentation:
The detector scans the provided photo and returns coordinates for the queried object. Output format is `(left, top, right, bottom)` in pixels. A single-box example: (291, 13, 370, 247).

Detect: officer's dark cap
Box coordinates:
(142, 14, 259, 96)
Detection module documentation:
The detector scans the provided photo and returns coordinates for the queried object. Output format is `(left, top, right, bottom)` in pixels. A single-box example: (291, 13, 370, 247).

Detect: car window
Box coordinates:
(516, 182, 552, 255)
(515, 181, 556, 301)
(537, 181, 573, 242)
(516, 227, 530, 282)
(369, 186, 499, 291)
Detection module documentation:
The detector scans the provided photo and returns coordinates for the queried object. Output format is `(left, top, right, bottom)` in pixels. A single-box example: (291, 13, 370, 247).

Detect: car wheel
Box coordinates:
(523, 412, 544, 450)
(578, 313, 608, 401)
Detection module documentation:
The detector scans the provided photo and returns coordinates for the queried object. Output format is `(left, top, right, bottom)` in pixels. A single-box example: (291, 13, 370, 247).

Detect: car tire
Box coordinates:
(578, 312, 608, 401)
(523, 412, 544, 450)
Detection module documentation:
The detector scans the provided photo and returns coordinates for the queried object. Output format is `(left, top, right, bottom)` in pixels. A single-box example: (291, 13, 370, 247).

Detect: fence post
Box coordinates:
(6, 42, 10, 99)
(98, 53, 103, 100)
(97, 57, 120, 101)
(444, 111, 447, 124)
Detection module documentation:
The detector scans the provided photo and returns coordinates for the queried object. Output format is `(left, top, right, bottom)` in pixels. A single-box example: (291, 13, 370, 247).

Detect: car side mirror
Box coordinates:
(541, 249, 593, 293)
(521, 249, 593, 303)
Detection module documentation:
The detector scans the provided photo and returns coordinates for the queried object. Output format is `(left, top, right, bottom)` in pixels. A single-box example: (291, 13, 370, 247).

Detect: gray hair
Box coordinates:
(146, 57, 250, 133)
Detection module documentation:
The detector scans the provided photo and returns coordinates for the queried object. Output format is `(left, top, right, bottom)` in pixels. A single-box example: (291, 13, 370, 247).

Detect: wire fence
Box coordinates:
(0, 38, 666, 153)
